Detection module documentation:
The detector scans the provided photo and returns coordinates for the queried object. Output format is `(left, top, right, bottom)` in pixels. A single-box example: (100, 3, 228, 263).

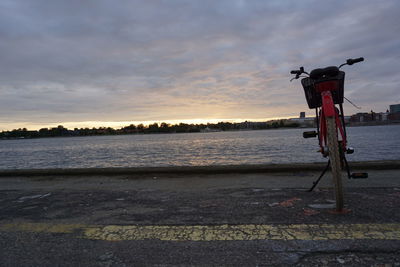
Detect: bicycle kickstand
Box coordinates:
(308, 160, 330, 192)
(343, 155, 352, 179)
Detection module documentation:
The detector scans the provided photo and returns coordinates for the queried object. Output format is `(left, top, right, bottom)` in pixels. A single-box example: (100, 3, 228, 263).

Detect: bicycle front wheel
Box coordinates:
(326, 116, 344, 211)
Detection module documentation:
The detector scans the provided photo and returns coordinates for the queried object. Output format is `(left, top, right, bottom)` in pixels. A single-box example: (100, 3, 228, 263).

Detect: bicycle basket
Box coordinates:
(301, 71, 345, 109)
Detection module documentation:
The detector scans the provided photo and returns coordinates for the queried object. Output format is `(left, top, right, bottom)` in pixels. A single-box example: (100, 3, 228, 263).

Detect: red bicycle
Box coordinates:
(291, 58, 368, 211)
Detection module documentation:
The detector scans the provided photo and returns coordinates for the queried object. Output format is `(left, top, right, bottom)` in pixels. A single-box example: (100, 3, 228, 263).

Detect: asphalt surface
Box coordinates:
(1, 166, 400, 266)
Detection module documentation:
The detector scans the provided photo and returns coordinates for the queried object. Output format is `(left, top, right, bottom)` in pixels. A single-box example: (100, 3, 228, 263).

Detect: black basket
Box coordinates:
(301, 71, 345, 109)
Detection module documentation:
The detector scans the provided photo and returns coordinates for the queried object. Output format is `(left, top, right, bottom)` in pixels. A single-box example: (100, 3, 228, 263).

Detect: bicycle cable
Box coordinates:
(344, 96, 362, 109)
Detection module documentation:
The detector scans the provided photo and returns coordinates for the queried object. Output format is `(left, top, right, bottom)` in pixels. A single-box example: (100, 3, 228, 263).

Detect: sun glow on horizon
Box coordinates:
(0, 116, 294, 131)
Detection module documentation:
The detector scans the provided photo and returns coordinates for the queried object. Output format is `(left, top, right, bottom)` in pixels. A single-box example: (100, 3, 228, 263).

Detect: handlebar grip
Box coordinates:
(352, 57, 364, 63)
(347, 57, 364, 65)
(291, 70, 299, 74)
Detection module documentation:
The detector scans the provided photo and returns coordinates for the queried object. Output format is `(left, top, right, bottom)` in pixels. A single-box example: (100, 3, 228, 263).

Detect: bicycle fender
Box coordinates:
(321, 91, 335, 117)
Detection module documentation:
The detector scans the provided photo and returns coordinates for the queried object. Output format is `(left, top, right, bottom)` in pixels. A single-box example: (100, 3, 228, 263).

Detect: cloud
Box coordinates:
(0, 0, 399, 129)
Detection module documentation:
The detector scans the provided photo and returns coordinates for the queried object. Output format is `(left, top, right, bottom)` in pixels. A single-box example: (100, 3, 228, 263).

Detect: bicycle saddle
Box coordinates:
(310, 66, 339, 80)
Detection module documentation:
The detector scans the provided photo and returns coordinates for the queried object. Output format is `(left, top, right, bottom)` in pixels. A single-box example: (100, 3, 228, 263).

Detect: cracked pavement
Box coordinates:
(0, 169, 400, 266)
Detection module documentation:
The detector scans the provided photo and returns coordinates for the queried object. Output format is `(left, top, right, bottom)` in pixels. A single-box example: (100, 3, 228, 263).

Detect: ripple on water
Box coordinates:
(0, 125, 399, 169)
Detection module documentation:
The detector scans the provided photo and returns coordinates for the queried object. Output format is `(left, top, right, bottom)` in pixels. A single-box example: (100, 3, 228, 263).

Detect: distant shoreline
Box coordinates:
(1, 122, 399, 141)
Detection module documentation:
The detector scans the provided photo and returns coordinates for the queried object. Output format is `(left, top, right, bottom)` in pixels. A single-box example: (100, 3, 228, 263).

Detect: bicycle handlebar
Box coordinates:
(346, 57, 364, 65)
(290, 57, 364, 80)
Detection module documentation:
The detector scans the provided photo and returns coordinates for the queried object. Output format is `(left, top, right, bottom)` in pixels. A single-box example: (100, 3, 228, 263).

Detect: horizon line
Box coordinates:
(0, 116, 297, 131)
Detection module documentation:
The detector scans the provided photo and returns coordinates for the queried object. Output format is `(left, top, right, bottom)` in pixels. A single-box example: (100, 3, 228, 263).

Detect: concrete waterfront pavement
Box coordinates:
(1, 163, 400, 266)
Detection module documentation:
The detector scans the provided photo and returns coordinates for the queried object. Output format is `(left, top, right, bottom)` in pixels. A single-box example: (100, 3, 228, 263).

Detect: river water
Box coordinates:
(0, 125, 399, 169)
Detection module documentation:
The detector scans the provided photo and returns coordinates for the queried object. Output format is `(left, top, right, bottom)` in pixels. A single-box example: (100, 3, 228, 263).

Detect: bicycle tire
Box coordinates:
(326, 116, 344, 211)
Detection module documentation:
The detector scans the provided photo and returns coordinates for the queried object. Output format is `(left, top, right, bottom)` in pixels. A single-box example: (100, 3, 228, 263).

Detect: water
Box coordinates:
(0, 125, 399, 169)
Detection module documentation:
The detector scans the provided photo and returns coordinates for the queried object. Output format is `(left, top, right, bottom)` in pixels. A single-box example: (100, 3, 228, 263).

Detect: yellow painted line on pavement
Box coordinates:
(1, 223, 400, 241)
(0, 222, 86, 234)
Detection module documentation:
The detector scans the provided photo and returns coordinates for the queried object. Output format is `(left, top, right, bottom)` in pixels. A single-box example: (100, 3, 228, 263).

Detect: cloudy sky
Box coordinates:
(0, 0, 399, 130)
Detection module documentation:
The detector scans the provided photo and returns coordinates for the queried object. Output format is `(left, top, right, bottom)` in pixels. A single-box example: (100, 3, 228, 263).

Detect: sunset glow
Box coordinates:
(1, 117, 294, 131)
(0, 1, 399, 131)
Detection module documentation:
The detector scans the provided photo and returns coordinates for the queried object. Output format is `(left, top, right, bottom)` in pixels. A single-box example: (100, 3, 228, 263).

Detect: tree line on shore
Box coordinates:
(0, 120, 299, 139)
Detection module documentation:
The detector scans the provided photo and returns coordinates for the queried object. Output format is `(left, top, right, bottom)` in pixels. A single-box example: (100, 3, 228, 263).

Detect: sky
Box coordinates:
(0, 0, 399, 130)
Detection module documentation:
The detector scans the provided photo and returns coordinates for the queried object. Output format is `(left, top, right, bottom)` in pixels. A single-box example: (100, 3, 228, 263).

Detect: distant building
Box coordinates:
(388, 113, 400, 121)
(350, 109, 395, 124)
(201, 127, 220, 133)
(343, 116, 351, 123)
(350, 113, 371, 123)
(288, 115, 316, 127)
(390, 104, 400, 114)
(388, 104, 400, 121)
(376, 111, 389, 121)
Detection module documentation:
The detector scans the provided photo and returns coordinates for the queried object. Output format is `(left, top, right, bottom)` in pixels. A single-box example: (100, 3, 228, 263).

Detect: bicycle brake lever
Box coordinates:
(290, 74, 300, 82)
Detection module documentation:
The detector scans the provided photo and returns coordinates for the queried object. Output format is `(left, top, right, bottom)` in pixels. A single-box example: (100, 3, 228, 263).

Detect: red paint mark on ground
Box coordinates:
(279, 197, 302, 207)
(303, 208, 320, 216)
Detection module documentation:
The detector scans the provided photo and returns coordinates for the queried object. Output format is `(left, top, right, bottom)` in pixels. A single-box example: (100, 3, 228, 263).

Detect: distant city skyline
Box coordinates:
(1, 0, 399, 131)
